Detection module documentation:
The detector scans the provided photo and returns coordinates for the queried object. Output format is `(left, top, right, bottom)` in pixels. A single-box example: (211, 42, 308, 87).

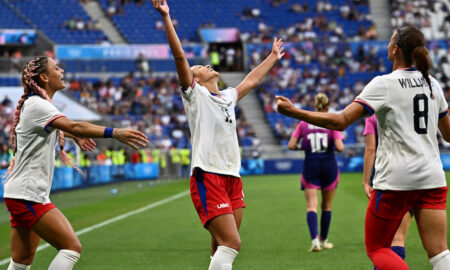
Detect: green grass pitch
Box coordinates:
(0, 172, 449, 269)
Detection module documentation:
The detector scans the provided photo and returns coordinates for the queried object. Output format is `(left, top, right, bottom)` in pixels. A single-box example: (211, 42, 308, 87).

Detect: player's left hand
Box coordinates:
(276, 95, 294, 116)
(74, 137, 96, 151)
(271, 37, 285, 60)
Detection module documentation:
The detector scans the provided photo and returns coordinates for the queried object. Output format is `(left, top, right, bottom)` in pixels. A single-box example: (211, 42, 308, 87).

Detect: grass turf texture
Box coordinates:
(0, 172, 449, 269)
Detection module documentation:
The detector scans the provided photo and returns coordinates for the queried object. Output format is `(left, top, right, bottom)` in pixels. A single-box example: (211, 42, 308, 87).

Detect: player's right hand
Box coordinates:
(363, 182, 373, 198)
(113, 128, 149, 149)
(276, 95, 295, 116)
(152, 0, 170, 16)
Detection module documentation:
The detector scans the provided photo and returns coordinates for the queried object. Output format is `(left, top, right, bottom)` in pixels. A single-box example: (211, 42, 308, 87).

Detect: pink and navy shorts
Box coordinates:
(301, 157, 339, 191)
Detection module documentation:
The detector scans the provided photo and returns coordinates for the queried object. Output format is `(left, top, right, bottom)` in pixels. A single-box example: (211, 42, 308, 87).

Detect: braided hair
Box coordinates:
(395, 26, 433, 98)
(6, 57, 81, 176)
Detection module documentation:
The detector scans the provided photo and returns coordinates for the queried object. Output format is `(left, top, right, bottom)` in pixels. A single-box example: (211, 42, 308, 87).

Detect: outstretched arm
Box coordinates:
(276, 96, 366, 131)
(51, 117, 149, 149)
(236, 38, 284, 102)
(63, 131, 96, 151)
(153, 0, 193, 89)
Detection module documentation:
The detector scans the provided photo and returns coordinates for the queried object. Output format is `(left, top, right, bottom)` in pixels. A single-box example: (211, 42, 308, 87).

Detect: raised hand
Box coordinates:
(276, 95, 294, 116)
(271, 38, 285, 60)
(74, 137, 96, 151)
(152, 0, 170, 17)
(113, 128, 149, 149)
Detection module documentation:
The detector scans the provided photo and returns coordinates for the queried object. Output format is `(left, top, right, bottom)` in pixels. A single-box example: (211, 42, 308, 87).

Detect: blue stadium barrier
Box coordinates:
(441, 155, 450, 171)
(259, 159, 304, 175)
(0, 163, 159, 199)
(134, 163, 159, 180)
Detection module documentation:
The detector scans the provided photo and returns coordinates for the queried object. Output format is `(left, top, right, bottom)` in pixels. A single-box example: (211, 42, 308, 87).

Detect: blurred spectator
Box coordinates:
(136, 53, 150, 76)
(288, 3, 309, 13)
(0, 143, 12, 169)
(155, 19, 164, 30)
(390, 0, 450, 39)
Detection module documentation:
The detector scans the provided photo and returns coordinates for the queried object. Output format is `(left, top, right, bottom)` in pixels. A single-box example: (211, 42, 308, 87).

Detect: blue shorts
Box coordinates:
(301, 157, 339, 190)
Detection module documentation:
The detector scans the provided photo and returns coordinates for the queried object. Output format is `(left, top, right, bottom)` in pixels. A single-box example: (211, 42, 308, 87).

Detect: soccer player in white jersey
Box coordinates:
(3, 56, 148, 270)
(276, 26, 450, 270)
(152, 1, 284, 269)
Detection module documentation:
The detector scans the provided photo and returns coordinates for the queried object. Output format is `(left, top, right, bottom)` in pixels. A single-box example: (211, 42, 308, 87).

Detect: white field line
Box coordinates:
(0, 190, 190, 266)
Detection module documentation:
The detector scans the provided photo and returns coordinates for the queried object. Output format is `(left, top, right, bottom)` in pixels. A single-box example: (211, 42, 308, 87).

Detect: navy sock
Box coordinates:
(391, 246, 406, 260)
(306, 211, 318, 239)
(320, 210, 332, 240)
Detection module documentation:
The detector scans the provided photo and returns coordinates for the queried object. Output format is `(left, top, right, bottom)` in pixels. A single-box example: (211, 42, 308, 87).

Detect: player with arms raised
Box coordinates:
(152, 0, 284, 269)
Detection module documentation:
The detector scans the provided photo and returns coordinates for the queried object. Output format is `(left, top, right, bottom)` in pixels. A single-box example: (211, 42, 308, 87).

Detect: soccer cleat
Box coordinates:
(309, 238, 322, 252)
(320, 239, 334, 249)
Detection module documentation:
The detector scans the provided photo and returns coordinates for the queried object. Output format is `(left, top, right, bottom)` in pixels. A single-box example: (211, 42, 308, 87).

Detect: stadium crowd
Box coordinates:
(249, 40, 450, 146)
(64, 73, 260, 150)
(390, 0, 450, 39)
(102, 0, 374, 43)
(240, 0, 376, 43)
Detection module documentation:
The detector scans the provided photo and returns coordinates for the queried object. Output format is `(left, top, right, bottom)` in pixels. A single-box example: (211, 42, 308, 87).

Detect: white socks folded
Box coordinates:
(48, 249, 81, 270)
(430, 249, 450, 270)
(7, 259, 30, 270)
(208, 246, 239, 270)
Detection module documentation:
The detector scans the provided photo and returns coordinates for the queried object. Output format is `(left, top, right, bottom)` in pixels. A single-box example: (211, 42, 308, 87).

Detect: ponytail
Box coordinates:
(412, 46, 433, 98)
(314, 93, 329, 112)
(395, 26, 433, 98)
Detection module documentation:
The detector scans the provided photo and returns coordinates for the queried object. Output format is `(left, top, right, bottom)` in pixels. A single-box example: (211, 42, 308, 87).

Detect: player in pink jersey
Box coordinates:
(153, 0, 284, 269)
(288, 94, 344, 252)
(363, 115, 412, 269)
(277, 26, 450, 269)
(3, 56, 148, 270)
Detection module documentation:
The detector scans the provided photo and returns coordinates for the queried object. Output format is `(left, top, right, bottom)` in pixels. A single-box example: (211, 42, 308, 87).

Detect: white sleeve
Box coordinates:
(180, 79, 197, 101)
(354, 76, 387, 114)
(32, 99, 65, 133)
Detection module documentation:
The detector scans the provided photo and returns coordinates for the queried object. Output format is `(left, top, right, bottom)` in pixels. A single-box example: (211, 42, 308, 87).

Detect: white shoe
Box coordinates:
(320, 239, 334, 249)
(309, 238, 322, 252)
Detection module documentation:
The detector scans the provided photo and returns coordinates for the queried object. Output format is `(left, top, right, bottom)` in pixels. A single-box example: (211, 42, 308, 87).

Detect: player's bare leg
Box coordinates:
(207, 214, 240, 269)
(211, 208, 243, 256)
(415, 208, 450, 270)
(32, 208, 81, 270)
(8, 227, 40, 269)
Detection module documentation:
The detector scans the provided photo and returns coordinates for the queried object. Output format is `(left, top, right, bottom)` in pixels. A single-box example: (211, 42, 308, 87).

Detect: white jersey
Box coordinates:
(356, 69, 448, 190)
(4, 96, 65, 203)
(181, 82, 241, 177)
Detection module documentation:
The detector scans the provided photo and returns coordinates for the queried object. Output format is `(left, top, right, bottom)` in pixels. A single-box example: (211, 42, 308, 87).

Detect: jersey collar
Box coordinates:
(396, 67, 417, 71)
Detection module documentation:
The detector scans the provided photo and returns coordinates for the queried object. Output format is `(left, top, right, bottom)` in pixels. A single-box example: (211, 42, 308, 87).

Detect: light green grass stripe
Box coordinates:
(0, 190, 189, 266)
